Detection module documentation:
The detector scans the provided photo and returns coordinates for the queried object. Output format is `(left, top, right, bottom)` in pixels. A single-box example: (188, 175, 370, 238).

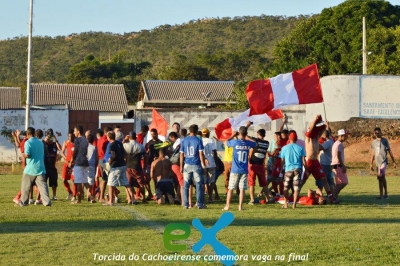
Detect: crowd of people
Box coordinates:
(11, 114, 396, 210)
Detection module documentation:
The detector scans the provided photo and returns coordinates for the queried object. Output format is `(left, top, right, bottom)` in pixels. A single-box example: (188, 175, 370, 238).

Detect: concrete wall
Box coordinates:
(0, 109, 68, 163)
(306, 75, 400, 123)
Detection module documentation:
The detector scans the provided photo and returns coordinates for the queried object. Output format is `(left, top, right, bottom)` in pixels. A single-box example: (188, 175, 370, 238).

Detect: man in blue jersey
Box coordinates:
(223, 126, 256, 211)
(180, 124, 207, 209)
(279, 132, 308, 209)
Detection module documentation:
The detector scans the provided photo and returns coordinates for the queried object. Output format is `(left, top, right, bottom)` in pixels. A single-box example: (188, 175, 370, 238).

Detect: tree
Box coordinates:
(272, 0, 400, 76)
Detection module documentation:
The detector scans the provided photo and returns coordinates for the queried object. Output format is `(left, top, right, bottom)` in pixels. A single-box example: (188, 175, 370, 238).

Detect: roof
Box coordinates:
(31, 84, 128, 112)
(140, 80, 234, 102)
(0, 87, 21, 109)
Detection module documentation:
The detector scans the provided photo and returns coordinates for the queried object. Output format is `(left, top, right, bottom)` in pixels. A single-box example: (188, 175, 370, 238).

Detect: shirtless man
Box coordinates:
(151, 148, 175, 204)
(302, 115, 335, 203)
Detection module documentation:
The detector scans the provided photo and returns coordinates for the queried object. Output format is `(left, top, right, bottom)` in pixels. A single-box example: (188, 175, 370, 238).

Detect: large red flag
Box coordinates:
(215, 109, 284, 141)
(246, 64, 323, 116)
(148, 109, 169, 141)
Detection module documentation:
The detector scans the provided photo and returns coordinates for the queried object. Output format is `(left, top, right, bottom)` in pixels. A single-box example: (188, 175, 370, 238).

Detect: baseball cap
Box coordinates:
(289, 132, 298, 141)
(201, 128, 210, 134)
(338, 129, 348, 136)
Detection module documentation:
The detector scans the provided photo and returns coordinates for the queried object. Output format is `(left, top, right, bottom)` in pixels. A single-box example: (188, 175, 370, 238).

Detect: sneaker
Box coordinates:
(34, 200, 42, 205)
(52, 196, 58, 200)
(71, 196, 76, 202)
(66, 193, 72, 200)
(29, 199, 35, 205)
(384, 196, 389, 199)
(197, 204, 207, 209)
(13, 197, 20, 204)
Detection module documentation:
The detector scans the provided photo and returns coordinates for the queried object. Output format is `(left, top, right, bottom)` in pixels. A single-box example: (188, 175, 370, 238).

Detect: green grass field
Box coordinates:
(1, 173, 399, 266)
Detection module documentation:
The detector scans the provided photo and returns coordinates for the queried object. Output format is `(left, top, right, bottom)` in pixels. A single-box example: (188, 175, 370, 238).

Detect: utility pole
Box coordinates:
(25, 0, 33, 129)
(362, 17, 367, 75)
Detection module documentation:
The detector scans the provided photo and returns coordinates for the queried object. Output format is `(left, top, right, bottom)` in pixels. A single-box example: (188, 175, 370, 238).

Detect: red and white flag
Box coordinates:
(214, 109, 284, 141)
(147, 109, 169, 142)
(246, 64, 323, 116)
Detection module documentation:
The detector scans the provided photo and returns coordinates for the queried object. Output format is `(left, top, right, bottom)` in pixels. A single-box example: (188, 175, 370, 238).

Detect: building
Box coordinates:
(137, 80, 235, 109)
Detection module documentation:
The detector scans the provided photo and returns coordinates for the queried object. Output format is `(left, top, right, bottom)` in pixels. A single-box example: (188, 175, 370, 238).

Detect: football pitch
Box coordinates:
(1, 174, 399, 266)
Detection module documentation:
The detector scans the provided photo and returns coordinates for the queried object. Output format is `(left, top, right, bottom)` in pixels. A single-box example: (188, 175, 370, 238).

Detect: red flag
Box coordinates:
(214, 109, 284, 141)
(246, 64, 323, 115)
(148, 109, 169, 141)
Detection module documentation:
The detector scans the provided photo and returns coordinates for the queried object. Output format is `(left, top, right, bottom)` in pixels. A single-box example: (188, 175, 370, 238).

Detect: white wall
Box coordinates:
(306, 75, 400, 122)
(99, 112, 123, 120)
(0, 109, 68, 163)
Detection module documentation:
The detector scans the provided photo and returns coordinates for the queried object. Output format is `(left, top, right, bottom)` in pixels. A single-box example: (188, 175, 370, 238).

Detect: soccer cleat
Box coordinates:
(114, 197, 119, 204)
(66, 193, 72, 200)
(71, 196, 76, 202)
(52, 196, 58, 200)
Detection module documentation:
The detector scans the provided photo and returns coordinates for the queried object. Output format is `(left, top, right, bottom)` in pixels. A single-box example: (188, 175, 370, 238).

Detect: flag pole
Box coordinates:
(323, 103, 327, 121)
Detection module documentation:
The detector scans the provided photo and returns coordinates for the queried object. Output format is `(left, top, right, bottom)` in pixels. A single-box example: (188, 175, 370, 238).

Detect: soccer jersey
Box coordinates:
(65, 141, 74, 162)
(227, 139, 256, 174)
(180, 135, 204, 165)
(97, 135, 108, 160)
(202, 137, 217, 168)
(249, 137, 269, 165)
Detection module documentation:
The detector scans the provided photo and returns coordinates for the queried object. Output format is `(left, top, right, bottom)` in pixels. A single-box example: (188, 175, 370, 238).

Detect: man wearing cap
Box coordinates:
(279, 131, 307, 208)
(201, 128, 218, 203)
(123, 131, 150, 203)
(370, 127, 396, 199)
(331, 129, 348, 203)
(303, 115, 335, 203)
(223, 126, 256, 211)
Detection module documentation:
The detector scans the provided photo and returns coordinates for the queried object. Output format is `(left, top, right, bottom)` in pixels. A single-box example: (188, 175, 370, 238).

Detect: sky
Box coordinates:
(1, 0, 400, 41)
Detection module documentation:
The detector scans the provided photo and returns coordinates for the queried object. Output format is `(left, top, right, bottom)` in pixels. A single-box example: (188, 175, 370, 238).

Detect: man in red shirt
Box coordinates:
(97, 127, 112, 202)
(61, 131, 76, 201)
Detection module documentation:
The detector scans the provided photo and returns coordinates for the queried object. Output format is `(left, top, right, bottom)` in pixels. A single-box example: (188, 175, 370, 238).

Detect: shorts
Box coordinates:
(271, 158, 282, 177)
(284, 168, 302, 191)
(45, 167, 58, 187)
(171, 165, 184, 187)
(376, 162, 387, 180)
(99, 161, 109, 182)
(333, 166, 348, 185)
(74, 166, 89, 184)
(204, 167, 216, 184)
(228, 173, 248, 190)
(62, 163, 73, 180)
(87, 166, 96, 186)
(155, 179, 175, 200)
(307, 159, 325, 180)
(316, 164, 334, 188)
(126, 168, 147, 188)
(248, 164, 267, 187)
(107, 166, 128, 187)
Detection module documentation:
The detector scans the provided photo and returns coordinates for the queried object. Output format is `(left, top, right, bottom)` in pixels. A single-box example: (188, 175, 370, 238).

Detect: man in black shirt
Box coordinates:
(44, 128, 61, 200)
(104, 131, 136, 206)
(71, 125, 89, 204)
(246, 123, 272, 204)
(146, 129, 163, 192)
